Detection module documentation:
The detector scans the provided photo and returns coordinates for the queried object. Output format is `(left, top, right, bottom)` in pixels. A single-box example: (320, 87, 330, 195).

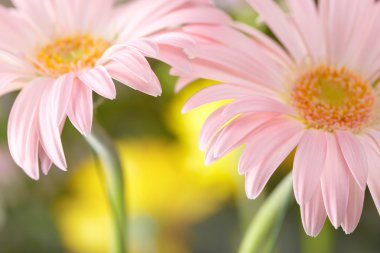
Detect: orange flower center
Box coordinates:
(33, 34, 110, 76)
(291, 65, 375, 132)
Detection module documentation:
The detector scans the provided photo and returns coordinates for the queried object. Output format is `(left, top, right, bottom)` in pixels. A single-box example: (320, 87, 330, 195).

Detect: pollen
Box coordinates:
(33, 34, 110, 76)
(291, 65, 375, 132)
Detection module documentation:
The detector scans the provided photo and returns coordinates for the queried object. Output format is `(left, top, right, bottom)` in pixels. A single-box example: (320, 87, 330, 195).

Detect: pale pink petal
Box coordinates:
(67, 79, 93, 135)
(127, 40, 159, 58)
(114, 0, 229, 41)
(319, 0, 374, 67)
(198, 105, 232, 151)
(71, 0, 113, 32)
(210, 113, 279, 159)
(100, 47, 162, 96)
(242, 118, 304, 199)
(174, 39, 280, 92)
(155, 45, 193, 75)
(300, 187, 327, 237)
(101, 41, 159, 61)
(114, 0, 192, 41)
(109, 63, 161, 96)
(320, 134, 350, 228)
(362, 135, 380, 215)
(0, 73, 28, 96)
(28, 0, 113, 34)
(285, 0, 326, 62)
(184, 25, 290, 83)
(247, 0, 308, 63)
(11, 0, 56, 36)
(293, 130, 327, 204)
(100, 48, 153, 81)
(129, 7, 231, 39)
(223, 97, 295, 116)
(181, 58, 265, 89)
(105, 63, 161, 97)
(78, 66, 116, 100)
(340, 0, 374, 70)
(38, 74, 74, 171)
(233, 22, 294, 68)
(0, 5, 43, 52)
(189, 44, 285, 89)
(39, 144, 53, 175)
(204, 130, 223, 166)
(336, 131, 368, 191)
(342, 175, 365, 234)
(239, 117, 303, 174)
(359, 5, 380, 79)
(0, 49, 34, 74)
(150, 32, 197, 56)
(8, 78, 50, 179)
(182, 84, 253, 113)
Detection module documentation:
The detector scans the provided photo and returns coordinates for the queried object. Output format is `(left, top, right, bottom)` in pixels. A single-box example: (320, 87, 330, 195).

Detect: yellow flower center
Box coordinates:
(33, 34, 110, 76)
(291, 65, 375, 132)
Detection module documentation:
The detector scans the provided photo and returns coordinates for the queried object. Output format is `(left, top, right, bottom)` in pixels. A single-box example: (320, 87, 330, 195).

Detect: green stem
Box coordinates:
(238, 174, 293, 253)
(85, 122, 127, 253)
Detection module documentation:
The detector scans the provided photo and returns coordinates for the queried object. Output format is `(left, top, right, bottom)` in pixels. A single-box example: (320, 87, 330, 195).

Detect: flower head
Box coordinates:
(181, 0, 380, 236)
(0, 0, 230, 179)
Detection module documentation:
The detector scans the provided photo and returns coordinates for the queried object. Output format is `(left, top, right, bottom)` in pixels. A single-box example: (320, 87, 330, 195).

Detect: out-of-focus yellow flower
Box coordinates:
(54, 80, 239, 253)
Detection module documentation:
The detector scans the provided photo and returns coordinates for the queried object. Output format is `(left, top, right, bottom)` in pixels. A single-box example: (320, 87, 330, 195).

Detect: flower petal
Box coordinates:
(285, 0, 325, 62)
(247, 0, 307, 63)
(319, 0, 374, 68)
(233, 22, 294, 68)
(0, 5, 43, 52)
(210, 113, 279, 160)
(11, 0, 56, 36)
(342, 175, 365, 234)
(198, 105, 232, 151)
(293, 130, 327, 204)
(67, 79, 93, 135)
(320, 134, 350, 228)
(155, 45, 193, 75)
(105, 62, 161, 97)
(102, 47, 162, 96)
(79, 66, 116, 100)
(131, 7, 231, 39)
(151, 32, 197, 56)
(223, 96, 295, 116)
(0, 73, 28, 96)
(8, 78, 50, 179)
(362, 136, 380, 216)
(39, 144, 53, 175)
(114, 0, 194, 40)
(38, 74, 74, 171)
(182, 84, 252, 113)
(242, 118, 304, 199)
(300, 187, 327, 237)
(336, 131, 368, 191)
(127, 39, 159, 58)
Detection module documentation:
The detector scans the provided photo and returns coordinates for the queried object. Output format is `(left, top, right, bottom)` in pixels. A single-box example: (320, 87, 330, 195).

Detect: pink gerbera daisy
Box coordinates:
(181, 0, 380, 235)
(0, 0, 230, 179)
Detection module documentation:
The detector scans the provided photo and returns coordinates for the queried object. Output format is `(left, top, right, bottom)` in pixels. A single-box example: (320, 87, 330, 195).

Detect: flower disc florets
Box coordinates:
(33, 34, 110, 76)
(291, 66, 375, 132)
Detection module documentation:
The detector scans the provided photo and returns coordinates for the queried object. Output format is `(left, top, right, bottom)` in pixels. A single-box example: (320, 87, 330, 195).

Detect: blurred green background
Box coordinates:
(0, 0, 379, 252)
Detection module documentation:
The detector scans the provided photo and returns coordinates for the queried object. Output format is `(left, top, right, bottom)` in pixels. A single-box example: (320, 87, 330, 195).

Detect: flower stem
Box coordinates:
(85, 122, 127, 253)
(238, 173, 293, 253)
